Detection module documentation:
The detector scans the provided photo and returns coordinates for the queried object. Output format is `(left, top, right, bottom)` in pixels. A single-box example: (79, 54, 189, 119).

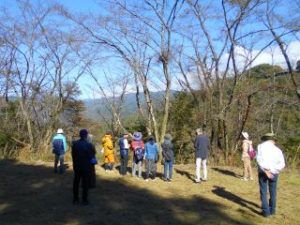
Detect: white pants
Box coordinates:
(195, 158, 207, 181)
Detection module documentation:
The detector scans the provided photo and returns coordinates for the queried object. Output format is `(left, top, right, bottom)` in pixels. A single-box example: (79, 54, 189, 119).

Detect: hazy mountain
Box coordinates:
(83, 91, 178, 120)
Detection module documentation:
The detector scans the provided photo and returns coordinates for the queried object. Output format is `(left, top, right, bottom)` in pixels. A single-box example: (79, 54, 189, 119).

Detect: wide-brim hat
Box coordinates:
(262, 132, 276, 139)
(241, 131, 249, 140)
(147, 136, 155, 141)
(57, 128, 64, 134)
(133, 132, 142, 141)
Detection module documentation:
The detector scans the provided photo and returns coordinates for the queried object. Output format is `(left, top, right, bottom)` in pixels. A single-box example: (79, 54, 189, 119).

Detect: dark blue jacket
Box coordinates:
(194, 134, 210, 159)
(162, 141, 174, 161)
(118, 137, 129, 157)
(72, 138, 96, 172)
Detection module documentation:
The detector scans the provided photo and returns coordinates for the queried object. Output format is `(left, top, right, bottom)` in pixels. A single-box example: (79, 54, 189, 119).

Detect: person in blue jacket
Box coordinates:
(144, 136, 159, 181)
(52, 128, 68, 174)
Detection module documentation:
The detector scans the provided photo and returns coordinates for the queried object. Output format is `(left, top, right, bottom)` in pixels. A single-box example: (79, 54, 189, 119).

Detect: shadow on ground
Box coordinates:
(174, 168, 194, 182)
(0, 160, 252, 225)
(212, 186, 261, 215)
(212, 167, 240, 178)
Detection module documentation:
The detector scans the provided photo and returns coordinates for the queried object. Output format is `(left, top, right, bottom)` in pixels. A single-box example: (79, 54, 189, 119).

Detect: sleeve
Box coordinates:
(256, 144, 268, 170)
(242, 141, 248, 153)
(131, 141, 136, 151)
(161, 145, 166, 157)
(107, 138, 114, 150)
(274, 149, 285, 173)
(63, 136, 68, 152)
(194, 137, 199, 149)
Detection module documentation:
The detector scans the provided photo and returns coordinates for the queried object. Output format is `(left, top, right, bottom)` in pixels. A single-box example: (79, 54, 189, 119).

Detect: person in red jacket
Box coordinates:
(131, 132, 144, 178)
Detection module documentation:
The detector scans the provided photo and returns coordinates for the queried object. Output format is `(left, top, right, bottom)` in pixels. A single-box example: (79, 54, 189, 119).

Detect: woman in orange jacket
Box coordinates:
(102, 131, 115, 171)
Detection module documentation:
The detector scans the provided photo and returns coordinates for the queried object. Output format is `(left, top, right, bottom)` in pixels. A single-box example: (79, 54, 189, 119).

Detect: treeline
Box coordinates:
(0, 1, 299, 166)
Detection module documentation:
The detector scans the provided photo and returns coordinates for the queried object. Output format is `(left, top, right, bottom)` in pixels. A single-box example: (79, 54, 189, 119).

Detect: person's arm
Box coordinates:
(194, 137, 198, 149)
(242, 141, 248, 154)
(273, 149, 285, 173)
(107, 138, 114, 150)
(63, 136, 68, 152)
(161, 145, 166, 158)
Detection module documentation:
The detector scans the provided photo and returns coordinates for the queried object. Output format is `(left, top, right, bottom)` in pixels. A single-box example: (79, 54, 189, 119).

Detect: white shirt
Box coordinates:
(256, 140, 285, 174)
(124, 139, 130, 149)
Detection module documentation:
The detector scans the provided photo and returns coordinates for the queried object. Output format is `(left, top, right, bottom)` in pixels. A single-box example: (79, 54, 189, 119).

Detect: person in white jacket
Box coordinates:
(256, 133, 285, 217)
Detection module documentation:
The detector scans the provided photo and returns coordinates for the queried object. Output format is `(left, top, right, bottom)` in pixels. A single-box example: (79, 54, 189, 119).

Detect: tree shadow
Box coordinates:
(212, 185, 261, 215)
(0, 160, 253, 225)
(114, 164, 164, 178)
(174, 168, 195, 182)
(212, 167, 240, 178)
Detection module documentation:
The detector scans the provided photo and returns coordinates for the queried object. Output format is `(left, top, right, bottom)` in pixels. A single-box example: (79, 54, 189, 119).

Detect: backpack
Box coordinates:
(248, 144, 256, 160)
(134, 142, 144, 162)
(52, 138, 64, 155)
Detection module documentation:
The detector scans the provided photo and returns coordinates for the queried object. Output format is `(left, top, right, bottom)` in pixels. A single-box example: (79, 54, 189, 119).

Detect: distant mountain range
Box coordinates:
(83, 91, 178, 120)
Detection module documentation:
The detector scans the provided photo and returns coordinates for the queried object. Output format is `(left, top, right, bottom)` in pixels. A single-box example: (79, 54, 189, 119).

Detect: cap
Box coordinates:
(57, 128, 64, 134)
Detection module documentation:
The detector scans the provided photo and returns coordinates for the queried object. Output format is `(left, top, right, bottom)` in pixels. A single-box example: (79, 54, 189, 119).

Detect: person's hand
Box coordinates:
(265, 170, 274, 179)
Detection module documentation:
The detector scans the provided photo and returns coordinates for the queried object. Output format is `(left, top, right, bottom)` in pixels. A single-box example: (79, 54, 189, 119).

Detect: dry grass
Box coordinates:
(0, 159, 299, 225)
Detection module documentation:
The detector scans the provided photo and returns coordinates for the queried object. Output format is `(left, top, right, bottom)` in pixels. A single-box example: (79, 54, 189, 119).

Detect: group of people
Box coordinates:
(103, 131, 175, 182)
(51, 127, 285, 218)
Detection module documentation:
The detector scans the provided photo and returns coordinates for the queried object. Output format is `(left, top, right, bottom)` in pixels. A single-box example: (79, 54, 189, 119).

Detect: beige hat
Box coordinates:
(262, 132, 275, 138)
(57, 128, 64, 134)
(241, 131, 249, 140)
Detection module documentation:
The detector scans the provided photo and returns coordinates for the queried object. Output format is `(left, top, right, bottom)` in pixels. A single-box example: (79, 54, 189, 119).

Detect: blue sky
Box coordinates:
(1, 0, 299, 99)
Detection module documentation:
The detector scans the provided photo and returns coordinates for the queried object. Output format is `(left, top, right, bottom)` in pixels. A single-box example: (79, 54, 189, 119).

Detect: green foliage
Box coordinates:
(168, 92, 197, 164)
(164, 64, 300, 166)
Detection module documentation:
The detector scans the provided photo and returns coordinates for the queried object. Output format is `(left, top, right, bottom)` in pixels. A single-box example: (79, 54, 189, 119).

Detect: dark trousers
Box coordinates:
(258, 170, 279, 216)
(73, 170, 89, 202)
(120, 154, 128, 175)
(89, 165, 96, 189)
(145, 159, 157, 179)
(54, 154, 65, 174)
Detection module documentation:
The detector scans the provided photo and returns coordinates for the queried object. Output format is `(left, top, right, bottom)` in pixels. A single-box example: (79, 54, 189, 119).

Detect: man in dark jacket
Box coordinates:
(194, 128, 210, 183)
(118, 133, 130, 175)
(72, 129, 96, 205)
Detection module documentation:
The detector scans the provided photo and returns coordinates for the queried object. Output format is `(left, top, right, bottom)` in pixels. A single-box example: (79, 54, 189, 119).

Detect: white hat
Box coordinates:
(57, 128, 64, 134)
(241, 131, 249, 140)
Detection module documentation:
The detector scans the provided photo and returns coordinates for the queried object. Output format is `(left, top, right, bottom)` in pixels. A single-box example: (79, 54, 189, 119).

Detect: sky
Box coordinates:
(1, 0, 299, 99)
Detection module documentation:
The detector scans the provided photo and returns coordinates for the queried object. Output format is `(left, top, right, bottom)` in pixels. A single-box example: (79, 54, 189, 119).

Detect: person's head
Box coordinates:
(148, 136, 155, 143)
(164, 133, 172, 141)
(79, 129, 88, 139)
(123, 133, 129, 139)
(196, 128, 202, 135)
(241, 131, 249, 140)
(133, 132, 142, 141)
(57, 128, 64, 134)
(105, 130, 113, 136)
(261, 132, 276, 142)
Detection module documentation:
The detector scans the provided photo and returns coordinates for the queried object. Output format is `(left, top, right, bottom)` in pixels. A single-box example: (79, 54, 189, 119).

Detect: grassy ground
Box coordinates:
(0, 159, 299, 225)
